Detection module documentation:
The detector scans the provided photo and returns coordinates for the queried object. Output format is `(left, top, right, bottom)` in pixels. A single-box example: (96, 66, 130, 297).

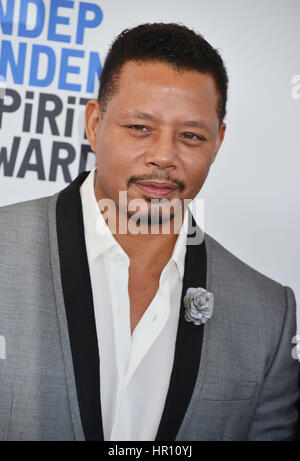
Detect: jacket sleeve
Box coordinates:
(246, 286, 300, 440)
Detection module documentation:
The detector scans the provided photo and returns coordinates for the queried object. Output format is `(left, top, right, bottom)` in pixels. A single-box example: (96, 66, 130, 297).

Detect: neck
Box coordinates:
(117, 228, 179, 270)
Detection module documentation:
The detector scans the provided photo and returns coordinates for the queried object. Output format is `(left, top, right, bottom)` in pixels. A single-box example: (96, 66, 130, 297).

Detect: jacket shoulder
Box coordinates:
(0, 195, 51, 219)
(203, 232, 294, 315)
(0, 194, 59, 249)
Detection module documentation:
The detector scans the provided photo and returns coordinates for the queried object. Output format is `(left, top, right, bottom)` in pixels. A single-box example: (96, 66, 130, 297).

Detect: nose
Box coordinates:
(143, 130, 178, 170)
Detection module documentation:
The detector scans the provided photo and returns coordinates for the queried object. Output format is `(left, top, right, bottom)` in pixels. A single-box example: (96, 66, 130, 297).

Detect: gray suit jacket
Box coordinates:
(0, 171, 299, 441)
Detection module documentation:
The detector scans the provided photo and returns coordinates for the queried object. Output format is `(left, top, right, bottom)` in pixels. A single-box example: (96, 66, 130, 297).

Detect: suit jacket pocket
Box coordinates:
(200, 380, 257, 401)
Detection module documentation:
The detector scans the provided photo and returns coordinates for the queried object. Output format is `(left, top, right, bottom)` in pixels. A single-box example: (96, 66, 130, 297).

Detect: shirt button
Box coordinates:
(152, 314, 158, 322)
(114, 252, 123, 261)
(117, 306, 125, 315)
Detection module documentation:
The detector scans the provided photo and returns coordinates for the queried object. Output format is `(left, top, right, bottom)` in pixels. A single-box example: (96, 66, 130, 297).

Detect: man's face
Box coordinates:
(86, 60, 226, 226)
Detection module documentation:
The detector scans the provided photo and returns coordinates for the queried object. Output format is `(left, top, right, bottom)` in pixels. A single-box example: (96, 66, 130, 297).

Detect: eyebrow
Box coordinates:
(124, 111, 159, 121)
(182, 120, 211, 132)
(122, 111, 212, 133)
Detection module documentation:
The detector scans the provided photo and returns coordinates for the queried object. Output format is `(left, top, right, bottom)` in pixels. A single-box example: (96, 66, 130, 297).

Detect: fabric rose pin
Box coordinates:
(184, 287, 214, 326)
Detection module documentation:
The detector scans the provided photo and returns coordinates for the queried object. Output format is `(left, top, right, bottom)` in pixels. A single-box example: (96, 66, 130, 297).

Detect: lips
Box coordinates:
(134, 181, 177, 198)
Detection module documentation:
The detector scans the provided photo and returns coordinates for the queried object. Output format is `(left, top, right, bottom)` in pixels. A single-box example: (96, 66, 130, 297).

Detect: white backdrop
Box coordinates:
(0, 0, 299, 329)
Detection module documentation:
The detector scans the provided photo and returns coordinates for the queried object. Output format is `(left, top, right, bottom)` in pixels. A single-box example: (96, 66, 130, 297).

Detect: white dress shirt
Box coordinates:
(79, 167, 188, 441)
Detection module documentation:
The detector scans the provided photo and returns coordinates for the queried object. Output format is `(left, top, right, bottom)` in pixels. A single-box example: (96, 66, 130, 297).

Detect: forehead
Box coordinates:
(109, 60, 219, 121)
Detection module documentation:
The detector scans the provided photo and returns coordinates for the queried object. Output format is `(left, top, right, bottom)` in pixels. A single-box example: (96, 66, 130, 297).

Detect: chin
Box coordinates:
(127, 210, 175, 226)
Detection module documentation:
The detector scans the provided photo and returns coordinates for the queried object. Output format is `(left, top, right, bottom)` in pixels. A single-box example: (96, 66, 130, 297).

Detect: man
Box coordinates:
(0, 23, 299, 441)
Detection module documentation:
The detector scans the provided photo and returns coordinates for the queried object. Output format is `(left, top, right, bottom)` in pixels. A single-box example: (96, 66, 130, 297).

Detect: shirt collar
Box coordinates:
(80, 167, 188, 279)
(80, 167, 120, 262)
(170, 210, 188, 281)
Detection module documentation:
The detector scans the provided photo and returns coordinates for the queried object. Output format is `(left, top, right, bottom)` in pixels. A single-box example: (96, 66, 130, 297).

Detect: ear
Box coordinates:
(85, 99, 102, 153)
(210, 122, 226, 164)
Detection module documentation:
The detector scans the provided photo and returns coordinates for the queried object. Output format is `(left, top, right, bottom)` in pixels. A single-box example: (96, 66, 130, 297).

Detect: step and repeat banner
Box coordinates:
(0, 0, 101, 195)
(0, 0, 300, 318)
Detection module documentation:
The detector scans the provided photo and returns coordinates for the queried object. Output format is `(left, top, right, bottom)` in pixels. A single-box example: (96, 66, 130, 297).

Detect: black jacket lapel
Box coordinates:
(56, 171, 104, 441)
(155, 213, 207, 441)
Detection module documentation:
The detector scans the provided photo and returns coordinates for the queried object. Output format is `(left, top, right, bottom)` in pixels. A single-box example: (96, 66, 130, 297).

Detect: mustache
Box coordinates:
(127, 174, 185, 192)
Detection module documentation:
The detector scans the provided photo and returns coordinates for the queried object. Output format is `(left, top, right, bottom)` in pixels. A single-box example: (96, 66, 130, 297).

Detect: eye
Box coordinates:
(127, 124, 149, 134)
(181, 132, 205, 142)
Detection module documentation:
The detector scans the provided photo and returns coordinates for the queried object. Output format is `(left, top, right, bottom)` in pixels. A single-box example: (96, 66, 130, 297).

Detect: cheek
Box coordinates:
(95, 136, 120, 174)
(96, 129, 137, 164)
(181, 153, 212, 194)
(95, 139, 135, 194)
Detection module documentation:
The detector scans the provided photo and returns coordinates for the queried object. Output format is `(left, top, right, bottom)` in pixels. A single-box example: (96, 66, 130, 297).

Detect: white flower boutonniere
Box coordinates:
(184, 287, 214, 326)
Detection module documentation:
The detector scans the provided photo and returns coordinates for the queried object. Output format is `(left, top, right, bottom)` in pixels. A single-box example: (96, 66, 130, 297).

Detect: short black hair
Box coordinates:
(98, 22, 228, 125)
